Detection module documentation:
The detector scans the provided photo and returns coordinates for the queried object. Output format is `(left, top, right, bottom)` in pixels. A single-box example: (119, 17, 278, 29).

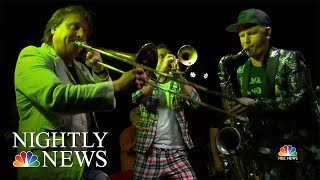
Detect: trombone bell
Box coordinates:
(135, 43, 158, 70)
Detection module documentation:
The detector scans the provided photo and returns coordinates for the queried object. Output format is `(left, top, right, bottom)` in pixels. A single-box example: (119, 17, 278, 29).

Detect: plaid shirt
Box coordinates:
(132, 80, 201, 153)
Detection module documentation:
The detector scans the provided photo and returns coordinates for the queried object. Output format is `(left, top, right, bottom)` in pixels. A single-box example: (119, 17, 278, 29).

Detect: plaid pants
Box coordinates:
(133, 147, 197, 180)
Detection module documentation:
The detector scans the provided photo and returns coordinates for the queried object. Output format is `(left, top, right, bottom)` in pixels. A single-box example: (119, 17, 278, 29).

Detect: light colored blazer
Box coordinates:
(14, 43, 115, 179)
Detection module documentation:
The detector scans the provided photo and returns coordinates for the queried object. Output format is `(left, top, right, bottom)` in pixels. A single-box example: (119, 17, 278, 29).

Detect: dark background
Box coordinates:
(1, 0, 319, 179)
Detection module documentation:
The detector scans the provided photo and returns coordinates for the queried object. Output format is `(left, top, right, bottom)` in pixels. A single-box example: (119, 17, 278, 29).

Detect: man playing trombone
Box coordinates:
(14, 5, 147, 180)
(131, 44, 201, 179)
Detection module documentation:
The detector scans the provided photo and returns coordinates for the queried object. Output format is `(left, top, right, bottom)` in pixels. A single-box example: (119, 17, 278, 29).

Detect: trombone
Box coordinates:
(74, 40, 247, 121)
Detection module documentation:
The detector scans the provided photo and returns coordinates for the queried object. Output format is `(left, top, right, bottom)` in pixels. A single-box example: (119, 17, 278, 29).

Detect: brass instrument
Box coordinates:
(170, 45, 198, 74)
(74, 40, 247, 120)
(216, 47, 251, 155)
(215, 47, 256, 180)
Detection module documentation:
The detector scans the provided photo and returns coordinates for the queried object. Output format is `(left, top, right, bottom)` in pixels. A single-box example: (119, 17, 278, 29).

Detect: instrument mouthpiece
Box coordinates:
(74, 40, 83, 46)
(237, 45, 252, 56)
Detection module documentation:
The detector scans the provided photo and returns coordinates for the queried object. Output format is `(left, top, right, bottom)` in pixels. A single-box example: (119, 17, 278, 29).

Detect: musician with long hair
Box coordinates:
(14, 5, 147, 180)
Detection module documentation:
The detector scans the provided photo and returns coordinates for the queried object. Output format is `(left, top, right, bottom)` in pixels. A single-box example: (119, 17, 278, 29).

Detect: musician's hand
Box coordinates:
(213, 157, 224, 173)
(85, 50, 104, 73)
(238, 97, 255, 106)
(157, 54, 176, 73)
(229, 97, 255, 115)
(134, 68, 148, 89)
(113, 68, 147, 93)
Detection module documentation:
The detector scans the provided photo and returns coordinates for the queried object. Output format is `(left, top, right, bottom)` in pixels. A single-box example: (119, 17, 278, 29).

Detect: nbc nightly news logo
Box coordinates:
(12, 132, 109, 168)
(278, 145, 298, 160)
(13, 151, 40, 167)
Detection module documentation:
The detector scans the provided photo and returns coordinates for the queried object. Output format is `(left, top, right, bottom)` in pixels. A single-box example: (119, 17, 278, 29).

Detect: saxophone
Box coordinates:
(216, 48, 255, 180)
(218, 54, 239, 126)
(218, 47, 250, 116)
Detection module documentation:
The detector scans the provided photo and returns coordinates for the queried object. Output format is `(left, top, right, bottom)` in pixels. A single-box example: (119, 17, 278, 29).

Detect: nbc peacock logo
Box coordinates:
(277, 145, 298, 160)
(13, 151, 40, 167)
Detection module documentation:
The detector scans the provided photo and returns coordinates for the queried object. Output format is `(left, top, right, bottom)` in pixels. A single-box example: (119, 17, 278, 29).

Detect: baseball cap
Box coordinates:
(226, 8, 271, 32)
